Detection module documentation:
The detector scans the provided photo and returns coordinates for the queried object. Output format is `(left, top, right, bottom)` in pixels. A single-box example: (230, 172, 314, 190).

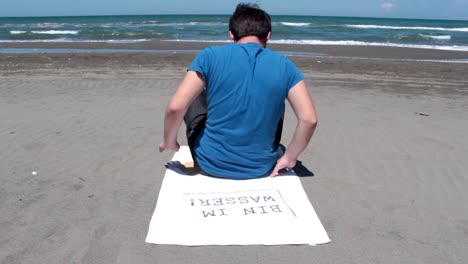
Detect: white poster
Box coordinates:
(146, 146, 330, 246)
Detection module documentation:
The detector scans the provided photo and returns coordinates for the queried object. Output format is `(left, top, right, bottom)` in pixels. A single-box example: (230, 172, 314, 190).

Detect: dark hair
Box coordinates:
(229, 3, 271, 43)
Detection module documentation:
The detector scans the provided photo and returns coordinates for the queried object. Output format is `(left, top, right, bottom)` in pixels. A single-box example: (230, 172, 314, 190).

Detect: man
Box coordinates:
(159, 3, 317, 179)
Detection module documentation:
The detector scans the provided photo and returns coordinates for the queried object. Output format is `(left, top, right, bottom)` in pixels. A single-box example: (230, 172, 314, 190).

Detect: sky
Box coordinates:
(1, 0, 467, 20)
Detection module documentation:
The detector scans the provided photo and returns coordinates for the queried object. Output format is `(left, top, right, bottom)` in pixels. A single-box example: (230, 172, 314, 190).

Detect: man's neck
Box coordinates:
(236, 36, 266, 47)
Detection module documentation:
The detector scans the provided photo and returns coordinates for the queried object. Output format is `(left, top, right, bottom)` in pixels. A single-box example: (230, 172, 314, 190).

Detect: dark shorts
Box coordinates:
(184, 90, 207, 166)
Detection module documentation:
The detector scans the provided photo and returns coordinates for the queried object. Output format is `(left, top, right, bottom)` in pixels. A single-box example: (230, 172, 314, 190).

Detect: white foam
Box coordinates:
(155, 22, 226, 27)
(0, 38, 69, 43)
(280, 22, 311, 27)
(104, 39, 149, 43)
(0, 38, 149, 43)
(31, 30, 79, 35)
(34, 23, 66, 28)
(128, 20, 159, 25)
(165, 38, 468, 51)
(269, 39, 468, 51)
(346, 24, 468, 32)
(10, 31, 27, 34)
(419, 34, 451, 40)
(2, 37, 467, 52)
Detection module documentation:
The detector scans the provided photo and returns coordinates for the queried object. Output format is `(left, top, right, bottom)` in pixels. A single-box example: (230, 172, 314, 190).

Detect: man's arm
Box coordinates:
(270, 80, 317, 176)
(159, 71, 205, 152)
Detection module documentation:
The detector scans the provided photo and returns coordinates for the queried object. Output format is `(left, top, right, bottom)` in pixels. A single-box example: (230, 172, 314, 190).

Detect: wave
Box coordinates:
(1, 22, 70, 28)
(10, 31, 27, 34)
(3, 23, 71, 28)
(10, 30, 79, 35)
(2, 37, 468, 52)
(0, 38, 149, 43)
(346, 24, 468, 32)
(30, 30, 79, 35)
(104, 39, 149, 43)
(128, 20, 159, 25)
(419, 34, 451, 40)
(279, 22, 311, 27)
(35, 23, 68, 28)
(154, 22, 227, 27)
(164, 39, 468, 51)
(269, 39, 468, 51)
(110, 21, 219, 27)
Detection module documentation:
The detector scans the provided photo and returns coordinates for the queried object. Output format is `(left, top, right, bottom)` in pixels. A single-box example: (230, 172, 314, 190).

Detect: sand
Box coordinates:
(1, 42, 468, 263)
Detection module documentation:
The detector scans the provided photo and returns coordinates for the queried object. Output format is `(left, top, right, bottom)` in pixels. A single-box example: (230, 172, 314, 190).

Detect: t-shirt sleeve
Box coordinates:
(285, 57, 305, 91)
(187, 48, 211, 77)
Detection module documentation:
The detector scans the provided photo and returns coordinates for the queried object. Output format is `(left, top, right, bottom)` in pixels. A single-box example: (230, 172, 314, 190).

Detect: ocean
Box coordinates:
(1, 15, 468, 51)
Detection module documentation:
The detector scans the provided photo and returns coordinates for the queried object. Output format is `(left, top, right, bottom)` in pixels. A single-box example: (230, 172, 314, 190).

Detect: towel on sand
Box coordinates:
(146, 146, 330, 246)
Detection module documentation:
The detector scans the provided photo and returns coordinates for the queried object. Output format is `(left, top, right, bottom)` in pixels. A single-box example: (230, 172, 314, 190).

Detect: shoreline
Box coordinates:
(2, 51, 468, 86)
(1, 40, 468, 60)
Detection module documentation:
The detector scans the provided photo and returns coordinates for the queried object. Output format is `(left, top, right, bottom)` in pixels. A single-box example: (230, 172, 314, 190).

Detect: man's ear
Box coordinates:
(266, 31, 271, 42)
(229, 31, 236, 42)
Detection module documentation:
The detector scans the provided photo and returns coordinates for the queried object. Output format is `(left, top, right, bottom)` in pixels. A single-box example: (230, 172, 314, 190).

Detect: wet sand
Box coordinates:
(2, 39, 468, 60)
(1, 42, 468, 263)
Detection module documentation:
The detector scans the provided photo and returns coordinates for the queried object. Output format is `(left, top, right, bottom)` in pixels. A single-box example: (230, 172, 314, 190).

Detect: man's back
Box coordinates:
(188, 43, 304, 178)
(160, 3, 317, 179)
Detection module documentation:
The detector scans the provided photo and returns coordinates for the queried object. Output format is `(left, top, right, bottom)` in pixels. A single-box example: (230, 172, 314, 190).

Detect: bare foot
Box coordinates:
(183, 161, 194, 168)
(166, 161, 200, 175)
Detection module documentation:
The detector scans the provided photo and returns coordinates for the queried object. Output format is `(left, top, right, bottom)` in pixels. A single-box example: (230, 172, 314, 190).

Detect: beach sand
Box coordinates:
(1, 42, 468, 263)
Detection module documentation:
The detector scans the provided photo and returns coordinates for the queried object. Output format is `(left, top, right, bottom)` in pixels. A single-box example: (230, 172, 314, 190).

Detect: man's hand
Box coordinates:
(269, 80, 317, 177)
(159, 141, 180, 152)
(270, 154, 296, 177)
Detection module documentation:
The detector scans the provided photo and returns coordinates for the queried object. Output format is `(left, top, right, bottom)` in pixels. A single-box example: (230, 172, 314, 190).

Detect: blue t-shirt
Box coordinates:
(188, 42, 304, 179)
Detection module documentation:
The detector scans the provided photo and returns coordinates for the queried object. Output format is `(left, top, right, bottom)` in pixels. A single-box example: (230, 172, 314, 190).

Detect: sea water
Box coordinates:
(0, 15, 467, 51)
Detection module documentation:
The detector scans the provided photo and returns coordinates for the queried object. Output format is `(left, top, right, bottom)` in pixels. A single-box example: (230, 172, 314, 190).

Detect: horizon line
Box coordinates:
(0, 13, 467, 22)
